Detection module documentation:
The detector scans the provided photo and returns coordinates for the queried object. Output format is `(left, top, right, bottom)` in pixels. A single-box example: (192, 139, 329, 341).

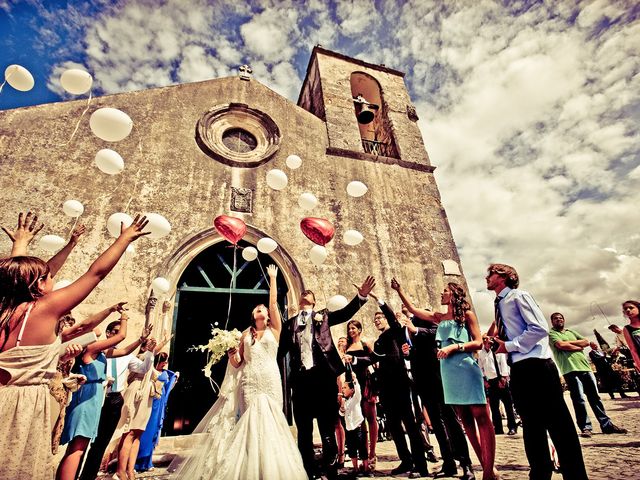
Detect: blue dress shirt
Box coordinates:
(496, 287, 552, 363)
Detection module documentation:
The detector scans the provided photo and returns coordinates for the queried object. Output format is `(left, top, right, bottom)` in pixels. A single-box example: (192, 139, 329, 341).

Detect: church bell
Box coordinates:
(353, 95, 379, 124)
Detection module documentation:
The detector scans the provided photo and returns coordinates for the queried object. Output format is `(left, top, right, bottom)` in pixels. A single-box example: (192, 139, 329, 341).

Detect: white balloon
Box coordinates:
(39, 234, 66, 252)
(266, 169, 288, 191)
(343, 229, 364, 246)
(4, 65, 34, 91)
(346, 180, 368, 198)
(327, 295, 348, 312)
(309, 245, 327, 266)
(95, 149, 125, 175)
(286, 154, 302, 169)
(60, 69, 93, 95)
(126, 244, 135, 255)
(90, 108, 133, 142)
(152, 277, 171, 294)
(143, 213, 171, 239)
(62, 199, 84, 218)
(257, 237, 278, 254)
(242, 246, 258, 261)
(106, 212, 133, 238)
(298, 192, 318, 211)
(53, 279, 72, 291)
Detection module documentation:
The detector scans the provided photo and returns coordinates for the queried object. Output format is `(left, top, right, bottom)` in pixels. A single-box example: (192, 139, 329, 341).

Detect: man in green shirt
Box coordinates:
(549, 313, 627, 437)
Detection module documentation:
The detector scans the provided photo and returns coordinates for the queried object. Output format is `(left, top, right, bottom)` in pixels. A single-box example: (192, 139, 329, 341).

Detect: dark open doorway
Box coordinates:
(163, 239, 288, 436)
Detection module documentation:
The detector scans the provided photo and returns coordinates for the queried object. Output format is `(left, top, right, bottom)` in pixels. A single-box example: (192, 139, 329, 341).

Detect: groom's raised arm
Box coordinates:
(327, 276, 375, 327)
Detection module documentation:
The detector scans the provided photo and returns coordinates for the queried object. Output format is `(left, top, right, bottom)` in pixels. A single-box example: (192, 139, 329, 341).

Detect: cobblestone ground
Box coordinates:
(131, 392, 639, 480)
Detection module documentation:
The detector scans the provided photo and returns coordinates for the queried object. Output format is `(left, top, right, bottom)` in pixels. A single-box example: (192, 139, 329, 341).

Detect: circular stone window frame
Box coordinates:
(196, 103, 281, 168)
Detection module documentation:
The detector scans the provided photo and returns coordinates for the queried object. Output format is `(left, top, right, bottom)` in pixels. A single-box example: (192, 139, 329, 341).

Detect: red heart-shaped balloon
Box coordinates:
(214, 215, 247, 245)
(300, 217, 335, 246)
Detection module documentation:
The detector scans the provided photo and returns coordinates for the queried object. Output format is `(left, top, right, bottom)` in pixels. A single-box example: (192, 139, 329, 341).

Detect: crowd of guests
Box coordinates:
(0, 212, 177, 480)
(322, 266, 636, 480)
(0, 210, 638, 480)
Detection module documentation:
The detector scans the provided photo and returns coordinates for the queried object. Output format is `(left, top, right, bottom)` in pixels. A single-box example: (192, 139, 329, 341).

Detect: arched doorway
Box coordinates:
(157, 227, 304, 436)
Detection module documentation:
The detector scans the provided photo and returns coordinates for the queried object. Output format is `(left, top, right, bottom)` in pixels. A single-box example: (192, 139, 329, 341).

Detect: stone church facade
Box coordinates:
(0, 46, 466, 432)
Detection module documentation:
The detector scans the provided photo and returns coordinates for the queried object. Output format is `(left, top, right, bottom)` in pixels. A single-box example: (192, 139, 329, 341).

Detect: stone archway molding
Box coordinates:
(149, 225, 305, 329)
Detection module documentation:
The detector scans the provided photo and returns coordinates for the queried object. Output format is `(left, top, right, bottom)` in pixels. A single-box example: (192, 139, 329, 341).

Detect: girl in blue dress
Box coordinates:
(393, 279, 498, 480)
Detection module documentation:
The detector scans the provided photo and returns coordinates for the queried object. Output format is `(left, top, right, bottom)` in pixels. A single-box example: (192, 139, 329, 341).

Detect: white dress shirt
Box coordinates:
(106, 351, 154, 393)
(343, 382, 364, 431)
(478, 348, 511, 380)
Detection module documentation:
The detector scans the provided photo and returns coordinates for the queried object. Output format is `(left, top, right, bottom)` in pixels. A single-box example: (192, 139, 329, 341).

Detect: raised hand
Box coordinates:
(267, 264, 278, 278)
(391, 277, 401, 291)
(140, 324, 153, 340)
(162, 300, 172, 313)
(70, 224, 86, 243)
(2, 211, 45, 255)
(357, 276, 376, 298)
(110, 302, 128, 314)
(119, 214, 150, 242)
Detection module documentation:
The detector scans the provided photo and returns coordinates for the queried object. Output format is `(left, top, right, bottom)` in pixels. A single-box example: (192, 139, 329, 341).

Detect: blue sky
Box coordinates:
(1, 0, 639, 336)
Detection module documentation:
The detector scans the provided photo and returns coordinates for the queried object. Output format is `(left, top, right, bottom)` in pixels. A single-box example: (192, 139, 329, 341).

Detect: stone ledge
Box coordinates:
(326, 147, 435, 173)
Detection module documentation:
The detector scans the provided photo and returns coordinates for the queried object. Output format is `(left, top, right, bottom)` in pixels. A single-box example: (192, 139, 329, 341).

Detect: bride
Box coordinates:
(170, 264, 307, 480)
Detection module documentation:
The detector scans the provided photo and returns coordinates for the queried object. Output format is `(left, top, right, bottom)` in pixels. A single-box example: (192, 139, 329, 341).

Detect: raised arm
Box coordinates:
(39, 215, 149, 322)
(108, 325, 153, 358)
(326, 276, 375, 327)
(47, 224, 85, 278)
(61, 301, 126, 342)
(84, 312, 129, 358)
(2, 211, 44, 257)
(391, 278, 437, 322)
(154, 333, 173, 354)
(267, 265, 281, 336)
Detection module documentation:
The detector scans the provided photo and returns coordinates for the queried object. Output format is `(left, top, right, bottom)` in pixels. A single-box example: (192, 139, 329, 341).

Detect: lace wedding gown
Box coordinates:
(170, 327, 307, 480)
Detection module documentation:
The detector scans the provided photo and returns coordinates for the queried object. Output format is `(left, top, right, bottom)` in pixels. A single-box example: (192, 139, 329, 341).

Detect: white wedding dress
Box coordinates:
(170, 327, 307, 480)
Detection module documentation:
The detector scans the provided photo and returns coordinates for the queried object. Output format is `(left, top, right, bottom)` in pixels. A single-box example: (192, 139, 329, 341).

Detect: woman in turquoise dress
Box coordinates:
(394, 279, 497, 480)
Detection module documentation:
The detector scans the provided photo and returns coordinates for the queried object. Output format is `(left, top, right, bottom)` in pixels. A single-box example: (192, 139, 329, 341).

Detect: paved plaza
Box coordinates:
(130, 392, 639, 480)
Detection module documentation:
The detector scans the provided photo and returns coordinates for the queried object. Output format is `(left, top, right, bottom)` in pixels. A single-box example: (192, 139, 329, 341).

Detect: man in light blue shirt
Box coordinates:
(486, 263, 587, 480)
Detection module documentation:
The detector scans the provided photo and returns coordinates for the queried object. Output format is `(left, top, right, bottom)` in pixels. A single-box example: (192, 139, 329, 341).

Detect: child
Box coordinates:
(341, 370, 370, 475)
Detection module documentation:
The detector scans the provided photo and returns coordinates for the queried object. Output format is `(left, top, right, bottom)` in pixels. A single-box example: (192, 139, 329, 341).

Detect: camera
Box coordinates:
(489, 337, 500, 352)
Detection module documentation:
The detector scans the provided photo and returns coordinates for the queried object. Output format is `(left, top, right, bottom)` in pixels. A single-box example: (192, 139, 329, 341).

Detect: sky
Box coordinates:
(1, 0, 639, 341)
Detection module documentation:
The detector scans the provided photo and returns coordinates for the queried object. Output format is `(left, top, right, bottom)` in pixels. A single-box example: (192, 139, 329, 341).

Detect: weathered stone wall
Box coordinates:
(0, 50, 464, 344)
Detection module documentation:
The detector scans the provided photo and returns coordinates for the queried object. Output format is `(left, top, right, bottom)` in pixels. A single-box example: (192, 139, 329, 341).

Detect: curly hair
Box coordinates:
(0, 256, 50, 350)
(447, 282, 471, 324)
(488, 263, 519, 288)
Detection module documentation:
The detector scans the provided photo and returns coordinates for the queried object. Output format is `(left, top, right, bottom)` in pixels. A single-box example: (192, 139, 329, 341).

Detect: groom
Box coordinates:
(279, 276, 375, 479)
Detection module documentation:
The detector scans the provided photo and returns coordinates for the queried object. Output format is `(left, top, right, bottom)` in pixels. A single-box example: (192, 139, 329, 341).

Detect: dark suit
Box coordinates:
(279, 295, 367, 477)
(374, 301, 427, 474)
(409, 317, 472, 469)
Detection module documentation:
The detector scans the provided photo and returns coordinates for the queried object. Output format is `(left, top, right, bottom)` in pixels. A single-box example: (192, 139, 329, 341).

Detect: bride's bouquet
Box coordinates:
(191, 327, 242, 378)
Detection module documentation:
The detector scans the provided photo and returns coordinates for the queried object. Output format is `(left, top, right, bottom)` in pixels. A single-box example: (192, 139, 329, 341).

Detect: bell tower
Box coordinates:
(298, 46, 430, 169)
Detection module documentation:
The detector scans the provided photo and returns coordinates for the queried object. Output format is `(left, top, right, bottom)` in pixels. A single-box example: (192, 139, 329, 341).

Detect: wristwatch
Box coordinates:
(458, 343, 464, 352)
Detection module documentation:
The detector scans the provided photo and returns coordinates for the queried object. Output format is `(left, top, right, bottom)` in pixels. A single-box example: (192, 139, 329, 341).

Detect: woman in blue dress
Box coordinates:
(394, 279, 497, 480)
(135, 352, 178, 472)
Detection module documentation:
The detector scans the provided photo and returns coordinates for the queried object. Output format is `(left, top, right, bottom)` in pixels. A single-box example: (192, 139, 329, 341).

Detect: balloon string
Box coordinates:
(333, 258, 356, 285)
(0, 69, 15, 95)
(60, 90, 93, 146)
(124, 168, 142, 211)
(69, 216, 79, 236)
(224, 245, 237, 330)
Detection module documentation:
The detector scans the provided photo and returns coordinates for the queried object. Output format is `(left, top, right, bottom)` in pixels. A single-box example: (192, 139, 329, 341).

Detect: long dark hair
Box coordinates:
(447, 282, 471, 324)
(346, 319, 363, 347)
(0, 256, 49, 350)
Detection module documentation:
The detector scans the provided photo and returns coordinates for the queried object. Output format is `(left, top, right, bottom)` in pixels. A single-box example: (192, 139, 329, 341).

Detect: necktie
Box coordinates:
(491, 350, 502, 380)
(494, 297, 507, 341)
(494, 296, 512, 366)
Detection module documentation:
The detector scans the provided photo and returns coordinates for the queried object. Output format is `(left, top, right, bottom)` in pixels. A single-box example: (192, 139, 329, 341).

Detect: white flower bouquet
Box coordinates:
(191, 327, 242, 378)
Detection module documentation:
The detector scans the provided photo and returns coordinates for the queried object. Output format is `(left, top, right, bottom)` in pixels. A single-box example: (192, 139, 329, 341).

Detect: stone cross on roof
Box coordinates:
(238, 64, 253, 81)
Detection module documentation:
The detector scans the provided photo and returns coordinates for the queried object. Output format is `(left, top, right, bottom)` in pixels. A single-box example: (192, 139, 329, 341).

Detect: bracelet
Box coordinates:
(458, 343, 464, 352)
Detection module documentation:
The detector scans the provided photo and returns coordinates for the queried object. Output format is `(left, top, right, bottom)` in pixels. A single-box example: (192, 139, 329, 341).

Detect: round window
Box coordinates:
(222, 128, 258, 153)
(196, 103, 281, 168)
